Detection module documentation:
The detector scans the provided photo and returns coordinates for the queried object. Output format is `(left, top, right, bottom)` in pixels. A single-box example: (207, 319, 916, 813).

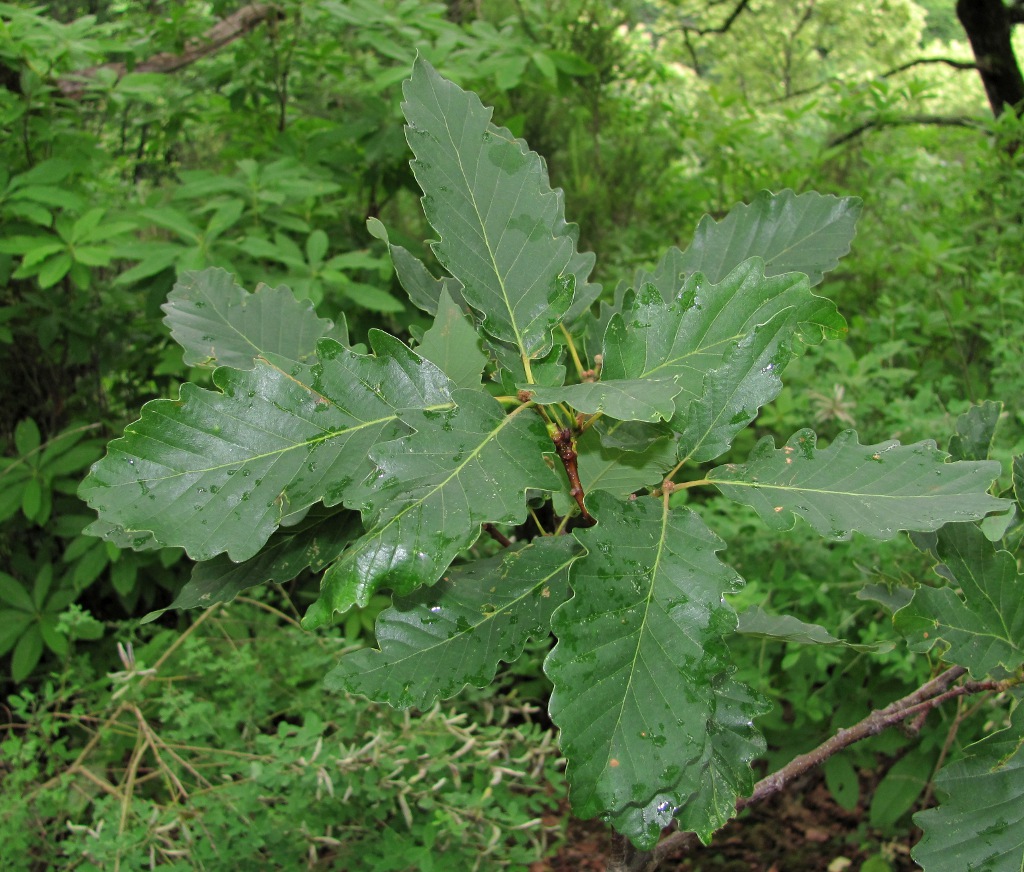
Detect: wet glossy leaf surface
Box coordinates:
(327, 536, 579, 708)
(709, 429, 1008, 540)
(79, 333, 452, 561)
(302, 391, 559, 627)
(913, 704, 1024, 872)
(602, 261, 844, 421)
(546, 491, 743, 826)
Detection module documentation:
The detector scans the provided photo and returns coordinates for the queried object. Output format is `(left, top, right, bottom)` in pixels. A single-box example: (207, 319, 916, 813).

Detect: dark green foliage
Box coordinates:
(78, 60, 1017, 854)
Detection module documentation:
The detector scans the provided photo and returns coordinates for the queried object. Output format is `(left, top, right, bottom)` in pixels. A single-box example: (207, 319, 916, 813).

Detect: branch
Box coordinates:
(634, 666, 1020, 871)
(881, 56, 982, 77)
(827, 113, 984, 147)
(694, 0, 751, 36)
(57, 3, 281, 99)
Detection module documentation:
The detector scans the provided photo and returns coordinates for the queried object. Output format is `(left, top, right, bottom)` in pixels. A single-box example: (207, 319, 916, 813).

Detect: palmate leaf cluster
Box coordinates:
(80, 59, 1016, 852)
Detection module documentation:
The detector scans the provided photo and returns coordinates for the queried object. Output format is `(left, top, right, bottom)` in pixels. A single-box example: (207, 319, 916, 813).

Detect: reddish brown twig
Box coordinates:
(552, 427, 596, 527)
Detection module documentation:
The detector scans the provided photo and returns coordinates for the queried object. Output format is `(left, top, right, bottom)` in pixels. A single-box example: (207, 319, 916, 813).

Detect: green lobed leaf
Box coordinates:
(640, 189, 862, 298)
(913, 703, 1024, 872)
(603, 677, 767, 849)
(894, 522, 1024, 675)
(671, 678, 769, 844)
(947, 400, 1002, 462)
(709, 429, 1008, 540)
(302, 390, 560, 628)
(366, 216, 467, 315)
(736, 605, 895, 652)
(403, 58, 576, 360)
(602, 260, 845, 424)
(162, 268, 341, 369)
(80, 333, 453, 562)
(415, 288, 488, 389)
(142, 508, 361, 623)
(326, 536, 580, 707)
(546, 491, 743, 822)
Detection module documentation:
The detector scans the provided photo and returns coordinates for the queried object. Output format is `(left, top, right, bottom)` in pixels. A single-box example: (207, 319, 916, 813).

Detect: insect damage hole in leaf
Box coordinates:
(80, 56, 1015, 857)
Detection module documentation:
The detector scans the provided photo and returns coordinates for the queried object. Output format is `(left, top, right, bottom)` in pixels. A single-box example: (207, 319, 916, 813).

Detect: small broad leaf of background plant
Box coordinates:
(302, 391, 560, 628)
(403, 57, 576, 360)
(913, 703, 1024, 872)
(79, 334, 452, 561)
(638, 189, 862, 297)
(326, 536, 579, 708)
(709, 429, 1008, 540)
(162, 268, 341, 368)
(546, 491, 747, 844)
(894, 522, 1024, 675)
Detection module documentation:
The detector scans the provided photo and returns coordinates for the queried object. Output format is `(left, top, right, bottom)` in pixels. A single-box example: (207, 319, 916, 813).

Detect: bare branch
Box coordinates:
(828, 113, 984, 147)
(881, 56, 982, 77)
(635, 666, 1023, 871)
(57, 3, 281, 99)
(695, 0, 751, 36)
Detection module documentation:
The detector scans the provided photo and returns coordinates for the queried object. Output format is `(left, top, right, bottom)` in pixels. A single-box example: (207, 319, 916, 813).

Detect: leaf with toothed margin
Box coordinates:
(366, 217, 466, 315)
(709, 429, 1009, 541)
(894, 522, 1024, 676)
(326, 536, 579, 707)
(912, 703, 1024, 872)
(162, 267, 342, 369)
(545, 491, 743, 823)
(302, 390, 560, 628)
(674, 315, 791, 465)
(403, 57, 577, 360)
(639, 190, 862, 301)
(78, 332, 453, 562)
(605, 678, 768, 849)
(601, 260, 845, 426)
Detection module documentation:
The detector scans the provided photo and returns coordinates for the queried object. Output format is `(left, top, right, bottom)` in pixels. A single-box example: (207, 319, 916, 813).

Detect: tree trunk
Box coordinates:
(956, 0, 1024, 117)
